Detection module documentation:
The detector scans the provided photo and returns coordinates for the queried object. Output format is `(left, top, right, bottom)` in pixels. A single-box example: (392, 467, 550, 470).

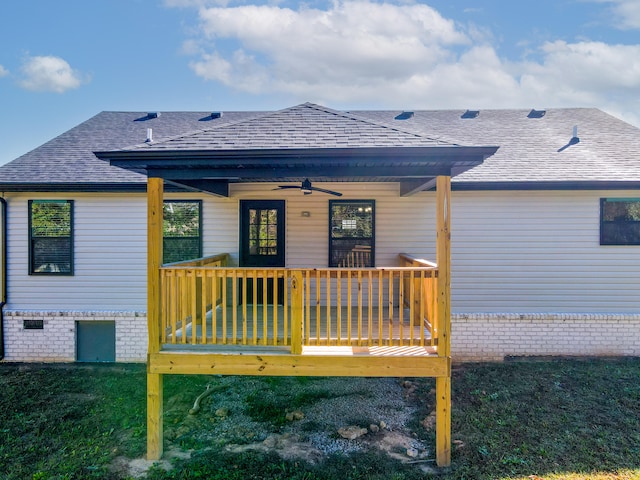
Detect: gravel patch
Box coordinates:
(163, 375, 430, 459)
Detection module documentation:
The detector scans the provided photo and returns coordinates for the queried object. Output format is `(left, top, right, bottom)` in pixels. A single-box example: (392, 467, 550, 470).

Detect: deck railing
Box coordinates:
(159, 254, 438, 352)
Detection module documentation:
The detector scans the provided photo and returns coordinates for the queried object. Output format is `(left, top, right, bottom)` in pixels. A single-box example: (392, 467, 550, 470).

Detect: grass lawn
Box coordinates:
(0, 358, 639, 479)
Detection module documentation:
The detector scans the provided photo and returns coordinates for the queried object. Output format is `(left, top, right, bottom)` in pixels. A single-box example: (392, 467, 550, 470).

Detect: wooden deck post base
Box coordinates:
(435, 375, 451, 467)
(147, 372, 163, 460)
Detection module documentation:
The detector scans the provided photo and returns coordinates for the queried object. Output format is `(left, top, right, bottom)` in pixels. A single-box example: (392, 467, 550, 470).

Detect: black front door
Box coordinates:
(239, 200, 285, 304)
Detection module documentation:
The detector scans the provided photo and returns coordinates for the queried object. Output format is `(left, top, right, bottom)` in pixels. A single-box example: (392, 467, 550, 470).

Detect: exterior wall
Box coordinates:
(5, 192, 149, 311)
(2, 310, 147, 362)
(450, 190, 640, 314)
(452, 313, 640, 361)
(3, 185, 640, 362)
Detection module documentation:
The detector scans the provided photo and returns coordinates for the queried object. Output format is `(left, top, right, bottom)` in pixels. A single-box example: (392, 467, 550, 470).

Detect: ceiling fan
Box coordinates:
(274, 178, 342, 196)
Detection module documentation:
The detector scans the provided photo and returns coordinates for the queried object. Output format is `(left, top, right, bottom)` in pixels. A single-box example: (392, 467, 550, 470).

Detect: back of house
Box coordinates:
(0, 104, 639, 362)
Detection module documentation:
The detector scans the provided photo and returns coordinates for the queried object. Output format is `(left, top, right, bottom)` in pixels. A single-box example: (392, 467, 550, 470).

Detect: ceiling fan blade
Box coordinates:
(274, 180, 343, 196)
(309, 186, 343, 196)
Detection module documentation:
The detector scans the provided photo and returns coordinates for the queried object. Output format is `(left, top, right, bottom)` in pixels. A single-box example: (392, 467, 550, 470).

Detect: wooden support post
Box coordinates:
(290, 270, 303, 354)
(147, 177, 164, 354)
(435, 375, 451, 466)
(147, 177, 164, 460)
(435, 175, 452, 467)
(147, 372, 163, 460)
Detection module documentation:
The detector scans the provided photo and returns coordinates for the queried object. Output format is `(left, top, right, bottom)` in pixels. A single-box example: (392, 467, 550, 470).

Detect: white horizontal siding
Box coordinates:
(3, 186, 639, 315)
(230, 182, 436, 269)
(5, 193, 148, 310)
(450, 190, 640, 313)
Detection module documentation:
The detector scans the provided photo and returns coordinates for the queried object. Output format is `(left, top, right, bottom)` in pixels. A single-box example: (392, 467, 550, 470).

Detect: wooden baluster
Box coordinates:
(201, 270, 207, 345)
(336, 270, 342, 344)
(171, 271, 179, 344)
(263, 270, 268, 345)
(347, 270, 352, 344)
(378, 270, 383, 346)
(242, 270, 247, 345)
(398, 271, 404, 346)
(211, 270, 218, 345)
(420, 271, 425, 346)
(357, 270, 363, 346)
(192, 270, 198, 344)
(232, 270, 237, 344)
(388, 270, 393, 345)
(326, 270, 331, 344)
(315, 270, 321, 344)
(408, 270, 415, 346)
(367, 270, 373, 346)
(285, 270, 291, 346)
(252, 270, 258, 345)
(221, 269, 227, 345)
(290, 271, 303, 355)
(304, 270, 310, 345)
(273, 270, 279, 346)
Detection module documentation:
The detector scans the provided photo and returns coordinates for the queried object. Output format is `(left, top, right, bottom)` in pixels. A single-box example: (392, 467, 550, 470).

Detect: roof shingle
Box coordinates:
(1, 103, 638, 189)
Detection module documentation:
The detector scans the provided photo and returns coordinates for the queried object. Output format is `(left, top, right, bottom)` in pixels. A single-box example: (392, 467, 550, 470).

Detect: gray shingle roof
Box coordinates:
(122, 103, 460, 151)
(356, 108, 640, 184)
(1, 103, 638, 190)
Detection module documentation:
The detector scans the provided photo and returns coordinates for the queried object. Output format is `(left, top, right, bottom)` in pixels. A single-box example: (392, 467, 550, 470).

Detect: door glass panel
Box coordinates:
(248, 208, 278, 256)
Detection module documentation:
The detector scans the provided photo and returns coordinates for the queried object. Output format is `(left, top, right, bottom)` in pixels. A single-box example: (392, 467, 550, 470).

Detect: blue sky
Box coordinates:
(1, 0, 639, 165)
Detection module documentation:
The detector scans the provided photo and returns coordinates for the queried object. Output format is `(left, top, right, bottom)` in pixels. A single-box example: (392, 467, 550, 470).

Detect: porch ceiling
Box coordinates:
(96, 145, 498, 197)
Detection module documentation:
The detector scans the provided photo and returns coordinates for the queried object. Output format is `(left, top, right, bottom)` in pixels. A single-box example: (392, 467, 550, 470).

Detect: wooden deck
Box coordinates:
(144, 176, 454, 466)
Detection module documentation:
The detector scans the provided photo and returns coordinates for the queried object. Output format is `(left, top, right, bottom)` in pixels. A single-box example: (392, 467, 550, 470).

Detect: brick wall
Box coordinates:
(2, 311, 147, 362)
(3, 310, 639, 363)
(452, 313, 640, 361)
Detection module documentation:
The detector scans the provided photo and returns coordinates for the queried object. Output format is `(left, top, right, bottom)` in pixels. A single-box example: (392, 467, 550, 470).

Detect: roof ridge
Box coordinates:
(124, 103, 462, 150)
(301, 103, 461, 146)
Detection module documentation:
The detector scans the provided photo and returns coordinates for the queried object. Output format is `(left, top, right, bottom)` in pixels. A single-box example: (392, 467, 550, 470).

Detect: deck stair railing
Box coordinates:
(159, 253, 438, 352)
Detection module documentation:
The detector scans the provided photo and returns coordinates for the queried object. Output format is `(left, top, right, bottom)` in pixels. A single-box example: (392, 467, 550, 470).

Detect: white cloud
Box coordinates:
(19, 55, 87, 93)
(0, 65, 8, 77)
(606, 0, 640, 29)
(176, 0, 640, 126)
(189, 1, 468, 93)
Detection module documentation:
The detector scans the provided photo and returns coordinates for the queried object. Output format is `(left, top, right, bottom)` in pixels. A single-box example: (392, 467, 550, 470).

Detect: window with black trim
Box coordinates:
(163, 200, 202, 263)
(601, 198, 640, 245)
(29, 200, 74, 275)
(329, 200, 375, 267)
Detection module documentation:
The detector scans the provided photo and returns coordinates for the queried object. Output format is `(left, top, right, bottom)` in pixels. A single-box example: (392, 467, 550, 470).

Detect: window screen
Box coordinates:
(329, 200, 375, 267)
(29, 200, 73, 275)
(601, 198, 640, 245)
(163, 201, 202, 263)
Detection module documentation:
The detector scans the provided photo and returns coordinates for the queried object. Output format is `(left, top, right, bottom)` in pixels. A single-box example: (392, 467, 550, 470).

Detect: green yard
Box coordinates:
(0, 358, 638, 479)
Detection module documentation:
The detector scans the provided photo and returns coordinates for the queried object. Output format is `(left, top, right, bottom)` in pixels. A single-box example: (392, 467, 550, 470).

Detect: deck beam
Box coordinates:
(148, 350, 449, 377)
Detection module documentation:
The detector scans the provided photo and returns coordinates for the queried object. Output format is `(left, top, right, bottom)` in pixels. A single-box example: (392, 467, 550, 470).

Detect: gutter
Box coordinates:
(0, 197, 6, 360)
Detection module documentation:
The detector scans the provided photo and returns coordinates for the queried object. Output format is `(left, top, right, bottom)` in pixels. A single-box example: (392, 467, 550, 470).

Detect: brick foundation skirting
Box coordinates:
(451, 313, 640, 361)
(2, 311, 639, 363)
(1, 311, 148, 362)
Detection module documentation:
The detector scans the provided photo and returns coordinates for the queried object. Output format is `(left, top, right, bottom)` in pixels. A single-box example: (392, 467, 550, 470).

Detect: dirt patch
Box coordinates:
(113, 376, 435, 477)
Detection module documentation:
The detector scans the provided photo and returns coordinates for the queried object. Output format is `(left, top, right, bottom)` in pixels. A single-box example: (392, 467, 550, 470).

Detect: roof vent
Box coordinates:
(147, 112, 160, 119)
(394, 111, 414, 120)
(527, 109, 546, 119)
(210, 112, 223, 119)
(146, 128, 153, 143)
(461, 110, 479, 119)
